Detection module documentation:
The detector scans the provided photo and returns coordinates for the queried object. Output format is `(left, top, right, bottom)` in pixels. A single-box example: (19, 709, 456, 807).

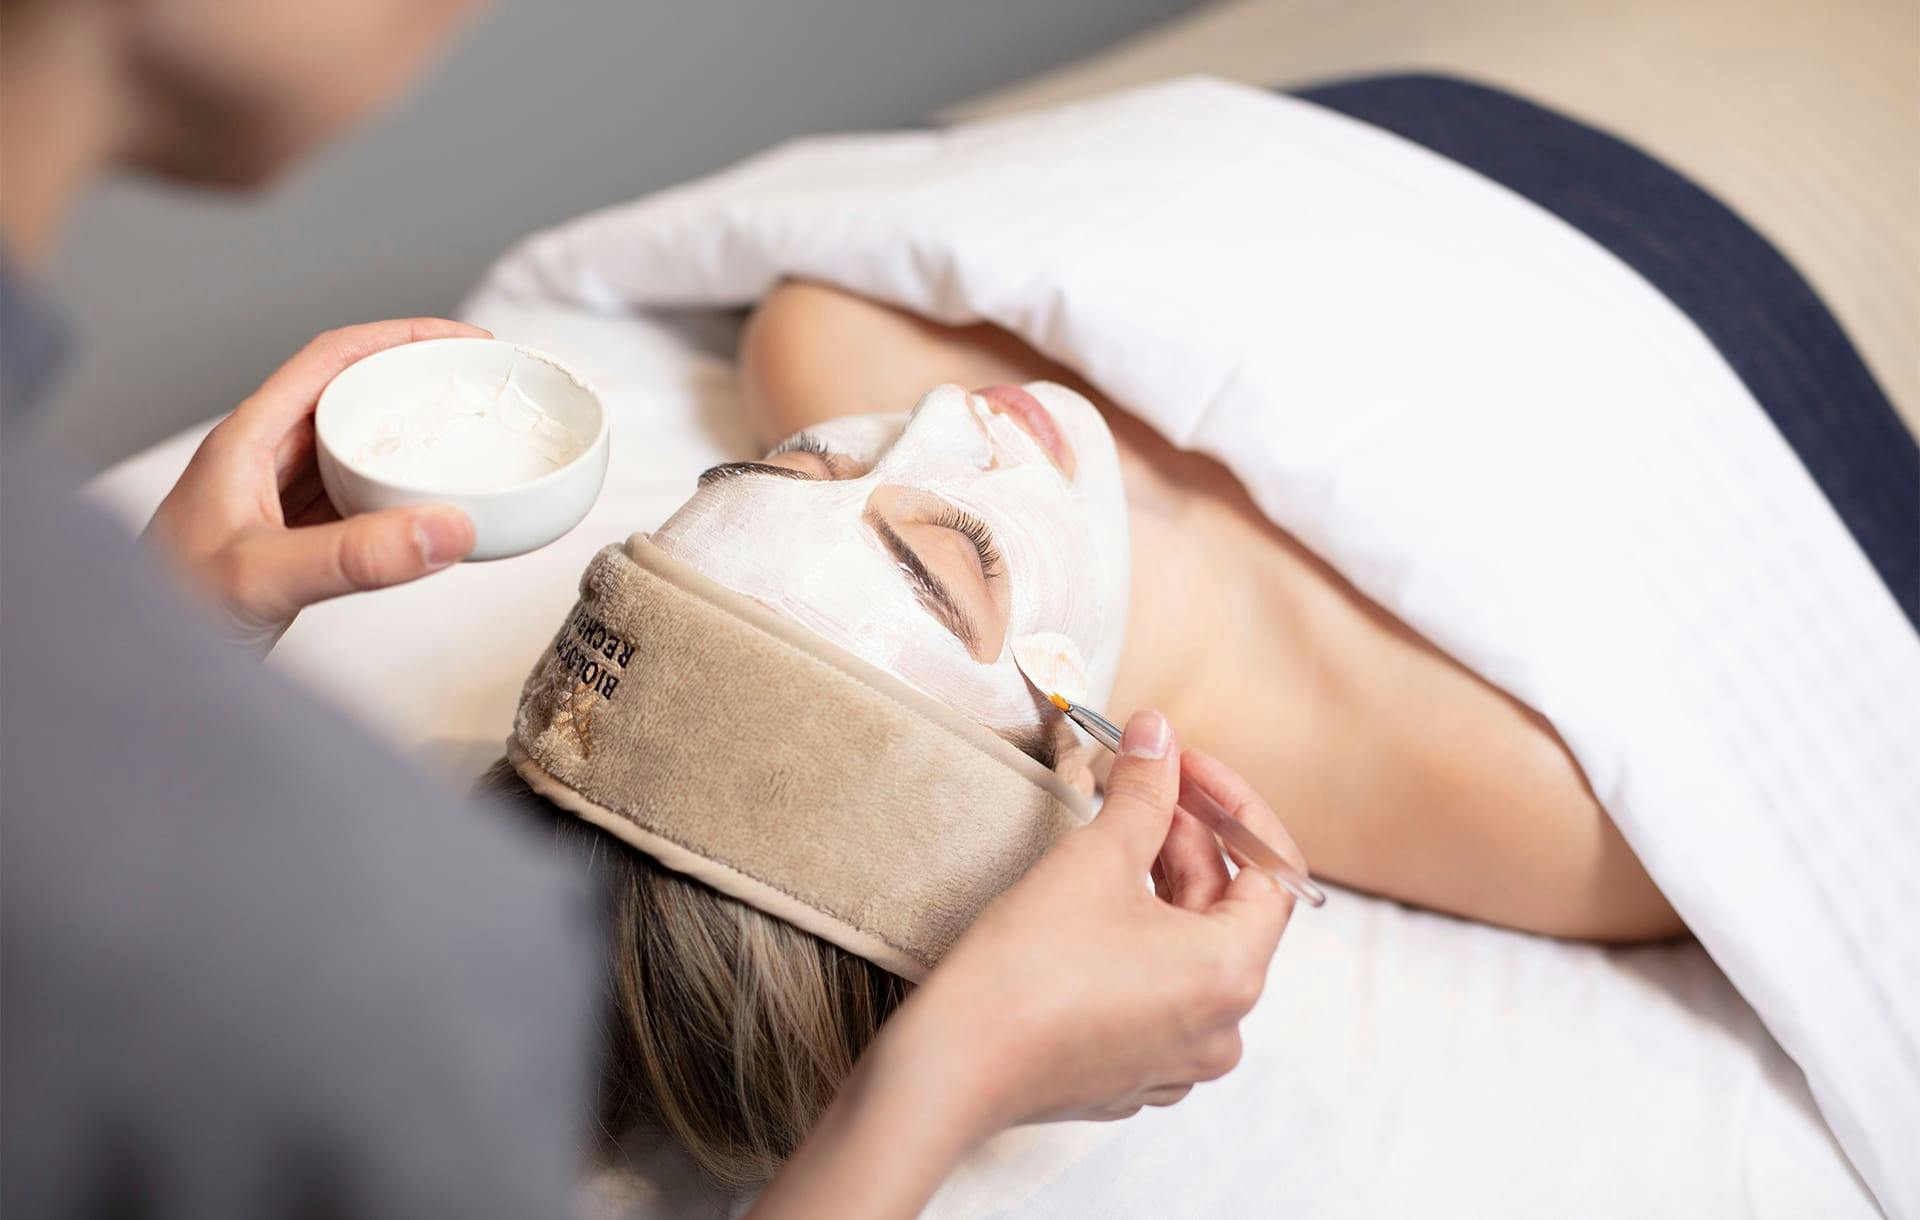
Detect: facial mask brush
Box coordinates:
(1012, 634, 1327, 908)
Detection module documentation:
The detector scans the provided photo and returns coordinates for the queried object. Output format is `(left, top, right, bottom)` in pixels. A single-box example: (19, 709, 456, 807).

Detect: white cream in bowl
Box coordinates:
(316, 338, 609, 561)
(350, 367, 584, 491)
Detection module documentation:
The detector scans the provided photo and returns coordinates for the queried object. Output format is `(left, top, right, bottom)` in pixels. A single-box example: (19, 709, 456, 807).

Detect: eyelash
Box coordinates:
(771, 431, 842, 476)
(931, 506, 1003, 582)
(767, 435, 999, 579)
(700, 433, 843, 487)
(894, 539, 982, 652)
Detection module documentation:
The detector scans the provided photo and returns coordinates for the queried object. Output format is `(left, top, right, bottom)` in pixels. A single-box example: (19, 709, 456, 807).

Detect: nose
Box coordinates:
(974, 384, 1076, 476)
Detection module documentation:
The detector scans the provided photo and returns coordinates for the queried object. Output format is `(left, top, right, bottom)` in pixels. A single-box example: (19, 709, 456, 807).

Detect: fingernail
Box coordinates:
(413, 509, 472, 569)
(1120, 709, 1171, 759)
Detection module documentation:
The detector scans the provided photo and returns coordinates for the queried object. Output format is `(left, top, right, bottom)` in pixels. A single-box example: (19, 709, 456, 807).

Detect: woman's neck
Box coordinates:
(1103, 413, 1337, 736)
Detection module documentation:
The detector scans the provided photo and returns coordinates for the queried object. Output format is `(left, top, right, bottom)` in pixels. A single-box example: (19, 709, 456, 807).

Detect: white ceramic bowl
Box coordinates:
(315, 338, 609, 561)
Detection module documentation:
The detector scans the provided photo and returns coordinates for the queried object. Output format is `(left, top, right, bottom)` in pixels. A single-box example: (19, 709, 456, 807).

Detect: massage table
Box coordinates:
(90, 297, 1882, 1219)
(90, 2, 1913, 1215)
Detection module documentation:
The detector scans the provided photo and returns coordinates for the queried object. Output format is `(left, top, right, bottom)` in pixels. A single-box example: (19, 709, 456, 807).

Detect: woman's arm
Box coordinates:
(747, 712, 1297, 1219)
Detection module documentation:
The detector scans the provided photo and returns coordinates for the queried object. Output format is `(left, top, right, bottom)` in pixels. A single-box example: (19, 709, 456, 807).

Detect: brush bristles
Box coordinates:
(1047, 691, 1072, 712)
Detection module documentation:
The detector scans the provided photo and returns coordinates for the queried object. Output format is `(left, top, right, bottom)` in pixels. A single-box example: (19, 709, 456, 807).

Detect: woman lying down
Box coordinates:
(487, 281, 1689, 1187)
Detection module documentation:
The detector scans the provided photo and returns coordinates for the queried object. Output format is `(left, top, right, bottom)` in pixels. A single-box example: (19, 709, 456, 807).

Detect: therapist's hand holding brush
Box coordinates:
(749, 709, 1300, 1220)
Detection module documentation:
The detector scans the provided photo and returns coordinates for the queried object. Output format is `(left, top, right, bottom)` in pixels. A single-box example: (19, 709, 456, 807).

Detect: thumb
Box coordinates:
(235, 505, 474, 622)
(1092, 710, 1180, 865)
(227, 319, 491, 446)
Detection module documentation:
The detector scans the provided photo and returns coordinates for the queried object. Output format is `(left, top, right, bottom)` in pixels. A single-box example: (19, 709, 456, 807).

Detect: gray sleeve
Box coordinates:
(2, 447, 602, 1219)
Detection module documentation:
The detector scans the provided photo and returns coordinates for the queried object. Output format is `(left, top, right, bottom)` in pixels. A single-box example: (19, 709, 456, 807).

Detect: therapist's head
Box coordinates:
(652, 381, 1132, 763)
(2, 0, 477, 187)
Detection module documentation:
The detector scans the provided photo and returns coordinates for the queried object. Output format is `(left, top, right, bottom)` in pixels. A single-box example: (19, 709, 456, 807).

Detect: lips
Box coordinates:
(975, 384, 1076, 476)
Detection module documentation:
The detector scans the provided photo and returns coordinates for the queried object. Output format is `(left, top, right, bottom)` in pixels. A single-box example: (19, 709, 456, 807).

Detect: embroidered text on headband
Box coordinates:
(509, 536, 1091, 981)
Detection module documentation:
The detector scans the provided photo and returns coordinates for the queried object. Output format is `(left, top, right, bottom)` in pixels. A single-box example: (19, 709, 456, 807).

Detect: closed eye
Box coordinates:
(927, 505, 1002, 583)
(697, 460, 819, 486)
(699, 432, 859, 485)
(864, 511, 984, 654)
(769, 431, 855, 479)
(858, 484, 1010, 662)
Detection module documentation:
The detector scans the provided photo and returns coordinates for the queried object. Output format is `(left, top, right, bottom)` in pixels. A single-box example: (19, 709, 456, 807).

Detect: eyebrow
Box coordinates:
(696, 460, 819, 487)
(863, 509, 982, 654)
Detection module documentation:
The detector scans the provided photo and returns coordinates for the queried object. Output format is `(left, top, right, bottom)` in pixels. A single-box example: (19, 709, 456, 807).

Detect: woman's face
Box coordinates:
(651, 383, 1130, 752)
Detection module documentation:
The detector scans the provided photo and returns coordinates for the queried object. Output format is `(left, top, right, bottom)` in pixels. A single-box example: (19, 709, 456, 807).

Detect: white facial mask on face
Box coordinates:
(650, 383, 1131, 739)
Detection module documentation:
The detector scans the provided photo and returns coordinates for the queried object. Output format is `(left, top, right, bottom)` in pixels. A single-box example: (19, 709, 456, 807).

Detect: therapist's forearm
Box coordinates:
(744, 998, 997, 1220)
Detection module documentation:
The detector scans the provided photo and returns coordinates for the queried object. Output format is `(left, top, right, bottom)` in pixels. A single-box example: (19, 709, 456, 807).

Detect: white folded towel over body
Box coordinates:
(471, 78, 1920, 1215)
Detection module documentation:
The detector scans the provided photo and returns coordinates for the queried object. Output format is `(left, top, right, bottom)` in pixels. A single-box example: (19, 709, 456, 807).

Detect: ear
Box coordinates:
(1046, 718, 1100, 798)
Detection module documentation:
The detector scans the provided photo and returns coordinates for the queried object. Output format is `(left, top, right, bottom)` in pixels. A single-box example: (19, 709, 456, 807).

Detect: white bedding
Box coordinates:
(93, 296, 1881, 1219)
(89, 77, 1911, 1219)
(949, 0, 1920, 430)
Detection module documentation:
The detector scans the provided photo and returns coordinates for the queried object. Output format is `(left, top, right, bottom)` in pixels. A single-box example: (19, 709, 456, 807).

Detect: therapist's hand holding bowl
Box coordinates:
(145, 319, 486, 653)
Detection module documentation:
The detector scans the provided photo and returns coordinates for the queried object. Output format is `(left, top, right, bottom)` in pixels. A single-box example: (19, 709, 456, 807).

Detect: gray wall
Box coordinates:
(45, 0, 1194, 465)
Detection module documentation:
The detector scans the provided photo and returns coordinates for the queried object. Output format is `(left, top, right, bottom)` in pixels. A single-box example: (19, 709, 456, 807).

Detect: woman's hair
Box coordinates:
(480, 759, 910, 1189)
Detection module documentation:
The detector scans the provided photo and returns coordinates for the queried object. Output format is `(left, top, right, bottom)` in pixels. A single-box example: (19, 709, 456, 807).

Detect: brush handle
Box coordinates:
(1175, 774, 1327, 908)
(1065, 704, 1326, 907)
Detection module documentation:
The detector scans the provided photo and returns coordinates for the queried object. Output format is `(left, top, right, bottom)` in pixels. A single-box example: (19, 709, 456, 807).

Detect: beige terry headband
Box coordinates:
(509, 536, 1092, 980)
